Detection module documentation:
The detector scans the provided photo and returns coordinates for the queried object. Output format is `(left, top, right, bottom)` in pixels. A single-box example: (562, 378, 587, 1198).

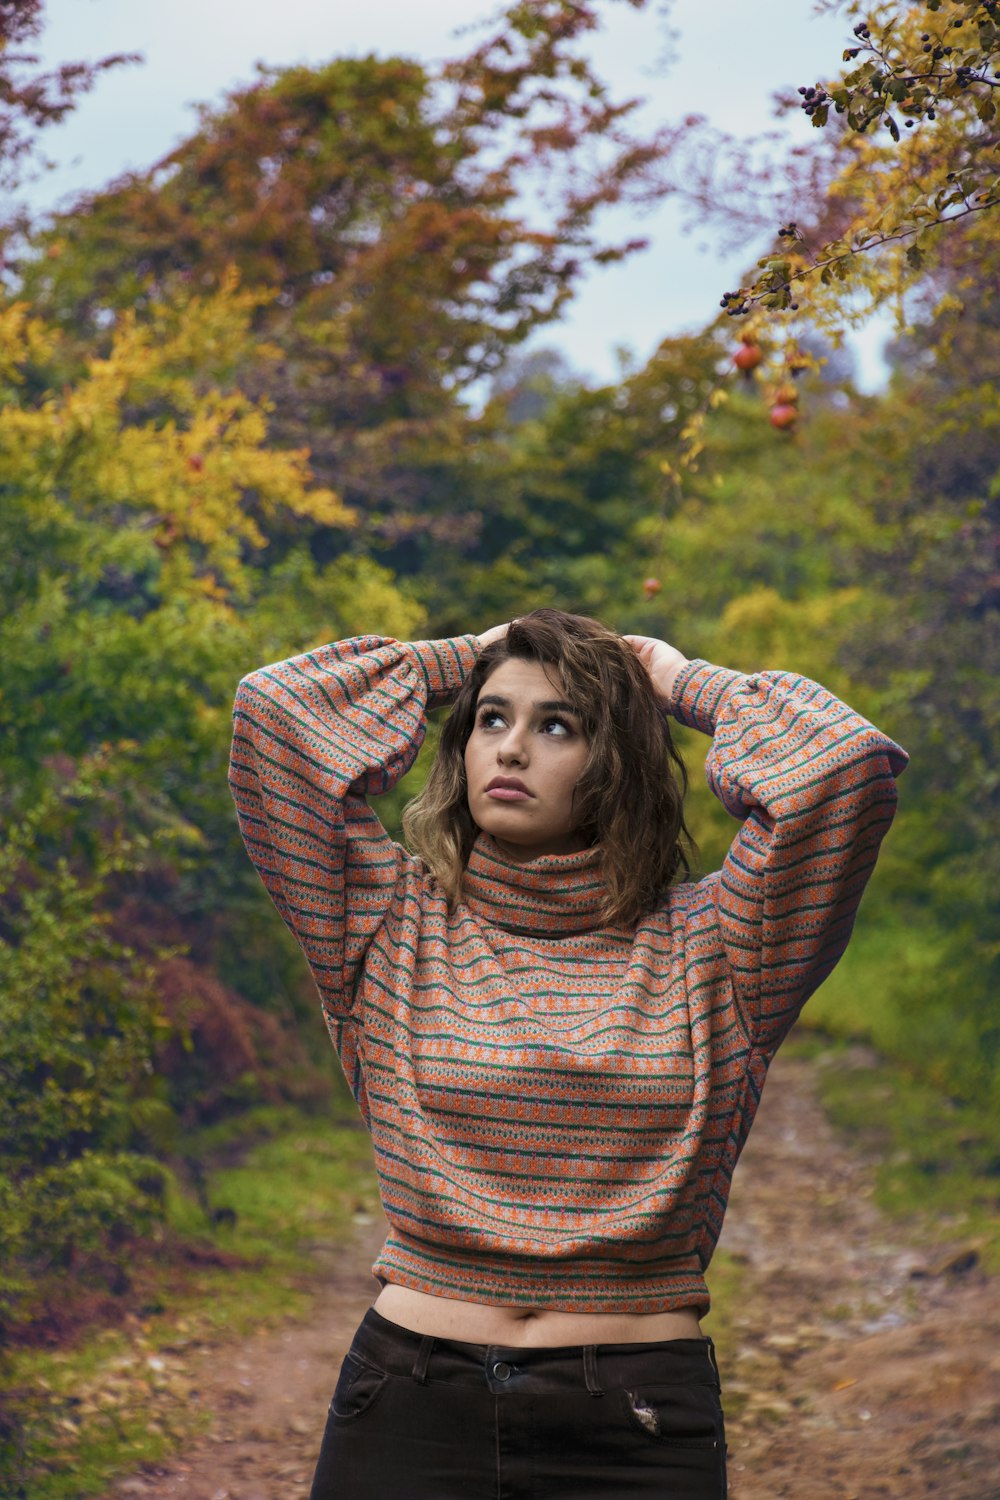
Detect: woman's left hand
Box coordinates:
(623, 635, 690, 703)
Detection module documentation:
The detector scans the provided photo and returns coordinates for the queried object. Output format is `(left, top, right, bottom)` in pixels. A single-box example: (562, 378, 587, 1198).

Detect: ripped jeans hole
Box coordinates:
(626, 1391, 660, 1436)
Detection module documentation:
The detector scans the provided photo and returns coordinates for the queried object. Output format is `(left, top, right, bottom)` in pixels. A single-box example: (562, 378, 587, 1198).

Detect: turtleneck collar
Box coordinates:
(461, 833, 607, 937)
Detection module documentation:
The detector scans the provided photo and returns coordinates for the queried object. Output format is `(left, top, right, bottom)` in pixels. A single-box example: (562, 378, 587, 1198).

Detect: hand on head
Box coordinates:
(622, 635, 690, 703)
(477, 622, 513, 649)
(476, 622, 688, 701)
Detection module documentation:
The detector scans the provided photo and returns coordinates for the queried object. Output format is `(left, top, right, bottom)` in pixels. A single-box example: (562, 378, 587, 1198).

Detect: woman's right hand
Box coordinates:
(477, 622, 512, 649)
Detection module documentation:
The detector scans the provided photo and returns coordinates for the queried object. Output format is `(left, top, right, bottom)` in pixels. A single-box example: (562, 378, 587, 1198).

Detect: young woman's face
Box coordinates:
(464, 658, 590, 861)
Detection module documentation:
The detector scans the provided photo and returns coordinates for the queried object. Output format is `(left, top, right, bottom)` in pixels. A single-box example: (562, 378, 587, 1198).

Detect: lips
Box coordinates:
(485, 776, 533, 800)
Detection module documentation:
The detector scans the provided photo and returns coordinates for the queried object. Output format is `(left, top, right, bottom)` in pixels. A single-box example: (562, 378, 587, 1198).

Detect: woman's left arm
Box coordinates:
(629, 640, 909, 1057)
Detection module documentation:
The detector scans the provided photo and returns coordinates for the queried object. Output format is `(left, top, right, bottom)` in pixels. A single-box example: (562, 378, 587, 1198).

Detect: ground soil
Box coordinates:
(106, 1051, 1000, 1500)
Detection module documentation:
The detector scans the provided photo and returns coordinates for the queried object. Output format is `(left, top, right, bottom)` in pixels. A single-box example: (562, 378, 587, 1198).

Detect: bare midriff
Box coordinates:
(373, 1284, 703, 1347)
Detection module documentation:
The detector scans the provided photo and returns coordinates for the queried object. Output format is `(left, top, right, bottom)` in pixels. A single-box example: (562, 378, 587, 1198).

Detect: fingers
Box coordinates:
(622, 633, 659, 659)
(622, 635, 689, 700)
(476, 621, 512, 648)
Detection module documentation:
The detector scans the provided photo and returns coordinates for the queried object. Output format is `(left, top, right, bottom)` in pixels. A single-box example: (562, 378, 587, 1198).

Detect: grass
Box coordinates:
(9, 937, 999, 1497)
(789, 1027, 1000, 1272)
(783, 908, 1000, 1267)
(803, 914, 1000, 1110)
(4, 1108, 379, 1500)
(701, 1248, 747, 1402)
(2, 1101, 756, 1492)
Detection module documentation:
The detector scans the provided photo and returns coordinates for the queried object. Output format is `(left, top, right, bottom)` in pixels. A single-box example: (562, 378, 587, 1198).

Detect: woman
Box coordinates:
(229, 609, 907, 1498)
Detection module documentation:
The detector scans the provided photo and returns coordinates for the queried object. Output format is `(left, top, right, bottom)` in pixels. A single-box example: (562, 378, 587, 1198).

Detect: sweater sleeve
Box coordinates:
(670, 659, 909, 1056)
(228, 634, 480, 1022)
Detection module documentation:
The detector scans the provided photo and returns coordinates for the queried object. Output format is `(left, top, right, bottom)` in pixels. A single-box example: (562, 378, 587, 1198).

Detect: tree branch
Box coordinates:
(722, 193, 999, 316)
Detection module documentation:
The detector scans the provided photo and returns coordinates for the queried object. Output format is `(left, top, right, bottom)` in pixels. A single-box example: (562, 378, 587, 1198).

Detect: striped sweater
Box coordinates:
(229, 635, 907, 1313)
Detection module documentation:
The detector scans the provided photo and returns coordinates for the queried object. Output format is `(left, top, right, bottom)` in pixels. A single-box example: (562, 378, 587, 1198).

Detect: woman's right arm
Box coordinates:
(228, 634, 480, 1021)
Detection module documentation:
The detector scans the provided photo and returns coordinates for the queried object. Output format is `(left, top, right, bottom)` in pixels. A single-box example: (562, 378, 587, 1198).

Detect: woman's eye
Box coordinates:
(474, 710, 576, 735)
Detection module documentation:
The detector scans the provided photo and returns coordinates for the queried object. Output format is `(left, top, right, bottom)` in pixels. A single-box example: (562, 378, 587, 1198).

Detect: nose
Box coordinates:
(497, 722, 528, 765)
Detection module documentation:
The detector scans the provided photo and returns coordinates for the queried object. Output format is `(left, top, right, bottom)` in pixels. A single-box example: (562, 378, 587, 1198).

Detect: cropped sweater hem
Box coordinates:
(372, 1229, 712, 1316)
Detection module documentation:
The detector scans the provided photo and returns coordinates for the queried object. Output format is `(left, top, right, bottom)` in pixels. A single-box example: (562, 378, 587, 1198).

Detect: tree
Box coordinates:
(0, 0, 136, 195)
(0, 275, 349, 791)
(0, 273, 425, 1343)
(16, 3, 688, 562)
(0, 770, 167, 1334)
(487, 347, 583, 425)
(720, 1, 999, 327)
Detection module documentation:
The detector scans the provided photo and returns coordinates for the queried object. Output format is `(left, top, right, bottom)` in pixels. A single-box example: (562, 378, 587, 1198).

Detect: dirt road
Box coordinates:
(107, 1049, 1000, 1500)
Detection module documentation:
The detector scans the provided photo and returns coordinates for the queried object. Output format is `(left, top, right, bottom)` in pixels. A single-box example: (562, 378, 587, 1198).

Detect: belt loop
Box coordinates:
(705, 1335, 720, 1381)
(412, 1334, 435, 1385)
(583, 1344, 604, 1397)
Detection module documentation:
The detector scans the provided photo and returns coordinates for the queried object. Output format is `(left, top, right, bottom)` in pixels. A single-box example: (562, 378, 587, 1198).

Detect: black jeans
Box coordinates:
(310, 1307, 727, 1499)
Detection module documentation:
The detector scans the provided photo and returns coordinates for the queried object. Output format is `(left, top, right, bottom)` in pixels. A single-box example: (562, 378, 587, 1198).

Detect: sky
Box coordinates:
(23, 0, 891, 389)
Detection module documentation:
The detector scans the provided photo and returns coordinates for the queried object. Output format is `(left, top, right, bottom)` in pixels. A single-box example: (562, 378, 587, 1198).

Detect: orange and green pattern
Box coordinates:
(229, 637, 907, 1313)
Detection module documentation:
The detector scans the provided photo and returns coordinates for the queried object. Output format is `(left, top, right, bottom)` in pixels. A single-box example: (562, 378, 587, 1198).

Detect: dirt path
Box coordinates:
(107, 1050, 1000, 1500)
(711, 1050, 1000, 1499)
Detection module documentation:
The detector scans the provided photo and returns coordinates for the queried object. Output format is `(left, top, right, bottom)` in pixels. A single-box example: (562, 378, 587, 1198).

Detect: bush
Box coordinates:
(0, 770, 168, 1335)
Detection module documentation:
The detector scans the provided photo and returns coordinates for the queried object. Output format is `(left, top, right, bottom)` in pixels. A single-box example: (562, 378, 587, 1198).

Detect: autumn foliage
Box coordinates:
(1, 0, 997, 1425)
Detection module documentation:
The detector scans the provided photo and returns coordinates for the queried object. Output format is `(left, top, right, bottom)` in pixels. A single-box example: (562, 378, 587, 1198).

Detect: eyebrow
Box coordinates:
(477, 693, 580, 716)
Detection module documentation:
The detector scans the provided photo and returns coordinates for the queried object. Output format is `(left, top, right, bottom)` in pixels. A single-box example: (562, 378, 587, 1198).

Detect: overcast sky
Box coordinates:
(24, 0, 889, 387)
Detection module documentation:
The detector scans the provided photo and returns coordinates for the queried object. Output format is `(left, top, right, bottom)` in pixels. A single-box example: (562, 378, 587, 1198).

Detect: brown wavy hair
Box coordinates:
(403, 609, 695, 927)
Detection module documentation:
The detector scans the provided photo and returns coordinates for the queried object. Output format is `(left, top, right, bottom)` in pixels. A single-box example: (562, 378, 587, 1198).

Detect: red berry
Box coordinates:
(769, 403, 799, 431)
(733, 342, 763, 373)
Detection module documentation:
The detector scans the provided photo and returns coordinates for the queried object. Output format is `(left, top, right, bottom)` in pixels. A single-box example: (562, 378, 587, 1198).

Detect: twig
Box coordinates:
(724, 194, 999, 314)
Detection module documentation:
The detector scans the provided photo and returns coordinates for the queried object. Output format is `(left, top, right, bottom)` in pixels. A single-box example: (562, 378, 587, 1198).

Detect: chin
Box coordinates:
(473, 808, 539, 847)
(475, 811, 532, 843)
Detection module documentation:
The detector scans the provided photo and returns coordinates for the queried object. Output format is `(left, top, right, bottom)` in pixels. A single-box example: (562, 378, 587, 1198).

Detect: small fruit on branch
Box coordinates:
(769, 402, 799, 431)
(733, 341, 763, 374)
(643, 577, 662, 599)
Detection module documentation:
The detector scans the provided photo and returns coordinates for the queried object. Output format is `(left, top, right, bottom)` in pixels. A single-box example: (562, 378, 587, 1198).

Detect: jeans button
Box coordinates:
(492, 1361, 512, 1380)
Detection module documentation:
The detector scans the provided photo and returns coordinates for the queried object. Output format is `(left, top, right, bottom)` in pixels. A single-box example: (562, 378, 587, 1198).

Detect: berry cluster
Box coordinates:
(777, 222, 799, 239)
(921, 33, 952, 60)
(954, 61, 989, 89)
(719, 290, 749, 317)
(814, 8, 1000, 138)
(720, 287, 800, 316)
(798, 83, 829, 117)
